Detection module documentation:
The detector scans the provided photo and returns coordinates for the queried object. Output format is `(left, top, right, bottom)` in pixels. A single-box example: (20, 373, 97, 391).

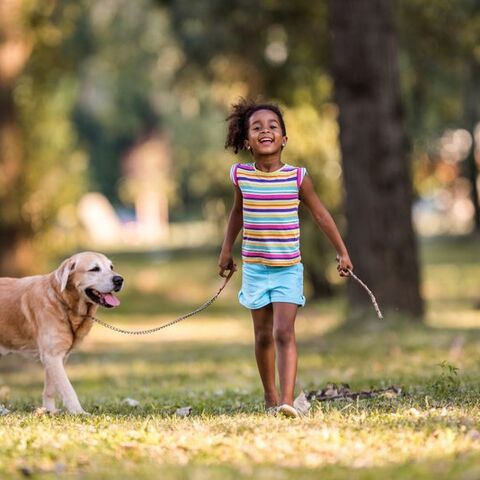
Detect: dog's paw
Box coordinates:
(72, 409, 91, 416)
(64, 405, 90, 415)
(36, 407, 61, 415)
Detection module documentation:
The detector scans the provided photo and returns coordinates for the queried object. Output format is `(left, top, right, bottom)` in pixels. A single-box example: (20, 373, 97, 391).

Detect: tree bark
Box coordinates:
(463, 62, 480, 232)
(329, 0, 424, 317)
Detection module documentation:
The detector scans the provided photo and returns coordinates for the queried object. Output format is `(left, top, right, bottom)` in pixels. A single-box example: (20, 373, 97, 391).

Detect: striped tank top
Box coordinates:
(231, 162, 307, 267)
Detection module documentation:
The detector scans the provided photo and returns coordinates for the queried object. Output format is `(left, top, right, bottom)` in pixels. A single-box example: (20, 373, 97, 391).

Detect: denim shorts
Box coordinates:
(238, 263, 306, 310)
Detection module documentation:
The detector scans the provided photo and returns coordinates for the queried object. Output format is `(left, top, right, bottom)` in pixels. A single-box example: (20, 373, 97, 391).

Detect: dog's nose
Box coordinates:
(112, 275, 124, 289)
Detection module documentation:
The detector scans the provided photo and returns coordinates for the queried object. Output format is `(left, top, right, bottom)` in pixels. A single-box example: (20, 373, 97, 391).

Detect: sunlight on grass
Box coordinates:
(1, 237, 480, 479)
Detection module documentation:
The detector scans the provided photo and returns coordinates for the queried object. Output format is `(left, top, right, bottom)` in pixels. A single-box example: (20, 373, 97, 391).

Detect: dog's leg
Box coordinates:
(42, 354, 87, 414)
(42, 367, 59, 413)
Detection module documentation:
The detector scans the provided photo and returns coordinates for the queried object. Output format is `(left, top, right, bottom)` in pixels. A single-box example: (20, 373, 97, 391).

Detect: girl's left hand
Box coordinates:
(336, 253, 353, 277)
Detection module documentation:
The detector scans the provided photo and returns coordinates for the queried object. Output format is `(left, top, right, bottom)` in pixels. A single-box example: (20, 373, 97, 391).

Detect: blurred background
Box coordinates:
(0, 0, 479, 319)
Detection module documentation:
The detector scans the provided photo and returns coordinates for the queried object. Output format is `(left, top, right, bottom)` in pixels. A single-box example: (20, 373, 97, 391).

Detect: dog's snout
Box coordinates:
(112, 275, 124, 290)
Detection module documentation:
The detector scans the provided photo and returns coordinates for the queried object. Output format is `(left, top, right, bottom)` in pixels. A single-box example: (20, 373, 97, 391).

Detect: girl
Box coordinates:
(218, 98, 353, 417)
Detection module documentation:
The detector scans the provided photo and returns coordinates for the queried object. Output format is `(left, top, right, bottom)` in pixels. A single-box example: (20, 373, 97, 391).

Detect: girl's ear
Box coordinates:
(244, 139, 251, 151)
(55, 258, 77, 292)
(281, 136, 288, 148)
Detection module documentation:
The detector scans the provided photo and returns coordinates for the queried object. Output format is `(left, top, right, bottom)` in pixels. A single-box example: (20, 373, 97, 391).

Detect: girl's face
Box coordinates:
(245, 109, 287, 156)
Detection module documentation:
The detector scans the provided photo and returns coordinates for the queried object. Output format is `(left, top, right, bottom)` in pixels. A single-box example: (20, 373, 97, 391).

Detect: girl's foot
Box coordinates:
(277, 404, 299, 418)
(265, 406, 278, 416)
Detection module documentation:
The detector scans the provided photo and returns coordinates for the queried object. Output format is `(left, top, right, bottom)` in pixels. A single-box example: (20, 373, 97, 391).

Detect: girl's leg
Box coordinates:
(272, 302, 298, 406)
(251, 304, 279, 408)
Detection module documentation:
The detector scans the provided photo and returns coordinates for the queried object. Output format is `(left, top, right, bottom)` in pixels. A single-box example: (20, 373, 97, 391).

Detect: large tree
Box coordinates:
(329, 0, 424, 317)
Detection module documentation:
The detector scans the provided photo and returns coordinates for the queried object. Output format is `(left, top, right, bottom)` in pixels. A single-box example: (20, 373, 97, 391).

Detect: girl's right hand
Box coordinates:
(336, 253, 353, 277)
(218, 251, 237, 277)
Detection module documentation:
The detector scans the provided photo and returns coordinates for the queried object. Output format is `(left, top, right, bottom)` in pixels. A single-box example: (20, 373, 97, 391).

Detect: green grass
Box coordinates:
(1, 236, 480, 479)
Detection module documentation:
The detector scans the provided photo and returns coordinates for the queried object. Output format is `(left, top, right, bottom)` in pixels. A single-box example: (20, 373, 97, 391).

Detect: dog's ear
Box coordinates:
(55, 258, 77, 292)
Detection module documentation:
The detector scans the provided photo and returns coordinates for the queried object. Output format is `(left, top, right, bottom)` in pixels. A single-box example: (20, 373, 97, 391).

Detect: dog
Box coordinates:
(0, 252, 123, 414)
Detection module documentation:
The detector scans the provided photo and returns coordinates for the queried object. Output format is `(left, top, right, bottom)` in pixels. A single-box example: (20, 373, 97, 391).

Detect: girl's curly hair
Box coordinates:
(224, 98, 287, 154)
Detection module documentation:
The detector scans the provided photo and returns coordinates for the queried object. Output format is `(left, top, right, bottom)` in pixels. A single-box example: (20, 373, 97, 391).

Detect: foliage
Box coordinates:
(2, 0, 479, 278)
(428, 361, 461, 396)
(73, 0, 180, 204)
(398, 0, 480, 137)
(397, 0, 480, 228)
(4, 0, 91, 268)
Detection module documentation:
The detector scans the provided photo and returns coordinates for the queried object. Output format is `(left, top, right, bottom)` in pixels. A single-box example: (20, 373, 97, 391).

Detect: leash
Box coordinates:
(84, 269, 235, 335)
(337, 256, 383, 319)
(59, 258, 381, 336)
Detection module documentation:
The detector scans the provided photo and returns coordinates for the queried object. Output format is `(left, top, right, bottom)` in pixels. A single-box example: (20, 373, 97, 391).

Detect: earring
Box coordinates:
(247, 145, 251, 150)
(282, 143, 285, 147)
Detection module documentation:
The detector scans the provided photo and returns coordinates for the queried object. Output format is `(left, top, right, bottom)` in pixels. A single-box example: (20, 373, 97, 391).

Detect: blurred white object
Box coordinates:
(78, 193, 123, 245)
(122, 397, 140, 407)
(175, 406, 192, 417)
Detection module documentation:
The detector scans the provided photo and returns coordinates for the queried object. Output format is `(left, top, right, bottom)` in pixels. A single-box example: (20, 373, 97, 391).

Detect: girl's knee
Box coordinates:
(255, 329, 274, 349)
(273, 324, 295, 346)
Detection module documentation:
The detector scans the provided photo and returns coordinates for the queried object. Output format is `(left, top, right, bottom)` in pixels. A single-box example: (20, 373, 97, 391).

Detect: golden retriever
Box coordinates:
(0, 252, 123, 414)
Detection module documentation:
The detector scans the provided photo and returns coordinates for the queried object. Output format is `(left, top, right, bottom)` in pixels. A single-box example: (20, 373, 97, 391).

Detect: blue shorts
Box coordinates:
(238, 263, 306, 310)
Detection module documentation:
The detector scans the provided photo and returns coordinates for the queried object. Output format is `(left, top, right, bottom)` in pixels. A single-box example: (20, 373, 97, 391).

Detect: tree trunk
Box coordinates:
(328, 0, 424, 317)
(463, 62, 480, 232)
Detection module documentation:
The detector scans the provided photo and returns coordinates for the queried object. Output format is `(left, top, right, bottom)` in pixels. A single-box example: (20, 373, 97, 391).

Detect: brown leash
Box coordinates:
(83, 269, 235, 335)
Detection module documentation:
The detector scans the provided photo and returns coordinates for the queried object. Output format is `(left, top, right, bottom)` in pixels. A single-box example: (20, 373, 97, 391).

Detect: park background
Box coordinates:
(1, 0, 480, 478)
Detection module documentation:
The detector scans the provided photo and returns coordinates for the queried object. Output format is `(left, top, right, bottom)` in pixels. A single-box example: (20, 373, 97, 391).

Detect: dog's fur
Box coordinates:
(0, 252, 123, 414)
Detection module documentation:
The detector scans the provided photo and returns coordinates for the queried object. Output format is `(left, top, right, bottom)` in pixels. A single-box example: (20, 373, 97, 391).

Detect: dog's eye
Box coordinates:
(110, 265, 114, 270)
(89, 266, 100, 272)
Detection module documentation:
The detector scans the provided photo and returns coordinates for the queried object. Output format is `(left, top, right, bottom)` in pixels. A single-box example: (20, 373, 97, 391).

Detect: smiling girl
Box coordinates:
(218, 98, 353, 417)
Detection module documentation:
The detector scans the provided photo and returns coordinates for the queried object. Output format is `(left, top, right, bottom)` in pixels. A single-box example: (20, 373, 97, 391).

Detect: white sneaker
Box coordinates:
(277, 404, 300, 418)
(265, 406, 278, 416)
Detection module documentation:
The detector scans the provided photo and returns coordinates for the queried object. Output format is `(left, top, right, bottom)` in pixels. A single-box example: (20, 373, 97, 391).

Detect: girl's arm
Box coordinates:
(218, 186, 243, 277)
(299, 175, 353, 276)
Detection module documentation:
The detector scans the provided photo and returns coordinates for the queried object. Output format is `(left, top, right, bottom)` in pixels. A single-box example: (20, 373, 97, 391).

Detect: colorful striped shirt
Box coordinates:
(231, 162, 307, 267)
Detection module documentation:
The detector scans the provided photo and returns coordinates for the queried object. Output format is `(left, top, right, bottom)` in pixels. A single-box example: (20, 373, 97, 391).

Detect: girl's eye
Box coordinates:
(89, 266, 100, 272)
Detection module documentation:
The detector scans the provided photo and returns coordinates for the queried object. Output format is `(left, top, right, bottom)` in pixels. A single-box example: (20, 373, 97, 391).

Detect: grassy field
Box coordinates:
(1, 236, 480, 479)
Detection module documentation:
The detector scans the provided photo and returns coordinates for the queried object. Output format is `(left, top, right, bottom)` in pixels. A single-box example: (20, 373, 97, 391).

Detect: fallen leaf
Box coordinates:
(293, 391, 311, 415)
(467, 429, 480, 441)
(307, 384, 402, 402)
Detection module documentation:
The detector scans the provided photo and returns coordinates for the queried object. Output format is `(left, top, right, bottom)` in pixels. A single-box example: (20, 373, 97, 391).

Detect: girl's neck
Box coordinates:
(253, 156, 284, 173)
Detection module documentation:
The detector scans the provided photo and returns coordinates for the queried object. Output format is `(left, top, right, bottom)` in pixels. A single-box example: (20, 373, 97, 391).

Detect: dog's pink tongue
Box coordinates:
(103, 293, 120, 307)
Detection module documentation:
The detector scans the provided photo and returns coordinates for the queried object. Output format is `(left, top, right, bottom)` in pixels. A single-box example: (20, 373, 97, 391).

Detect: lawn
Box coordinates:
(1, 236, 480, 479)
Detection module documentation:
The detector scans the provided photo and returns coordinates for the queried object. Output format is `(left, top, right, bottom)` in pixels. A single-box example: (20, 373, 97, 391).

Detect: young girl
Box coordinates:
(218, 98, 353, 417)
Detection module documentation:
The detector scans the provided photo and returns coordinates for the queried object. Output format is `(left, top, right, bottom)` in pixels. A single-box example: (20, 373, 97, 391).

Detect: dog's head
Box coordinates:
(55, 252, 123, 308)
